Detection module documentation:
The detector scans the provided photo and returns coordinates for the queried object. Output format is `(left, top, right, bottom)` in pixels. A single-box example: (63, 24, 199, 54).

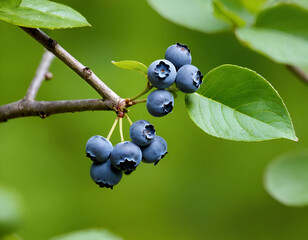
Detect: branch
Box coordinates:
(20, 27, 121, 107)
(286, 65, 308, 85)
(25, 50, 55, 100)
(0, 99, 112, 122)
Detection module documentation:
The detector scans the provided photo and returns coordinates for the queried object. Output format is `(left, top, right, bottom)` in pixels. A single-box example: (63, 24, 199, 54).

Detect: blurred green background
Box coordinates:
(1, 0, 308, 239)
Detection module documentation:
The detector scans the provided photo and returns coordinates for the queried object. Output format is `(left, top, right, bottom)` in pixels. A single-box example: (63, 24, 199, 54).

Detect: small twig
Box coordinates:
(107, 117, 119, 141)
(0, 99, 112, 122)
(132, 99, 147, 104)
(20, 27, 121, 107)
(124, 113, 133, 125)
(119, 117, 124, 142)
(25, 50, 55, 100)
(129, 81, 153, 101)
(286, 65, 308, 85)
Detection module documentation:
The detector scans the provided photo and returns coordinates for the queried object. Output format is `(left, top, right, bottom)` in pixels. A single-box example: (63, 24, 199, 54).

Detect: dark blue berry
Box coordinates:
(86, 135, 113, 163)
(146, 90, 174, 117)
(90, 160, 123, 189)
(147, 59, 176, 89)
(165, 43, 192, 70)
(142, 136, 168, 165)
(130, 120, 156, 147)
(110, 141, 142, 172)
(176, 65, 203, 93)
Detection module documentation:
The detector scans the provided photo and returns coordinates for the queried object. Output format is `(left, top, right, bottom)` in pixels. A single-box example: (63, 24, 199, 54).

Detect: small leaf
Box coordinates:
(236, 4, 308, 70)
(0, 187, 23, 236)
(264, 150, 308, 207)
(185, 64, 297, 142)
(147, 0, 230, 33)
(112, 60, 148, 76)
(0, 0, 21, 9)
(0, 0, 90, 29)
(49, 229, 123, 240)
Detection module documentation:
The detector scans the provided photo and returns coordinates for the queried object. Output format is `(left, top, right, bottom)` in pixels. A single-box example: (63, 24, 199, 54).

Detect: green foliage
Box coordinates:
(147, 0, 230, 33)
(213, 1, 247, 27)
(0, 0, 90, 29)
(49, 229, 122, 240)
(148, 0, 308, 73)
(236, 4, 308, 73)
(185, 64, 297, 141)
(111, 60, 148, 76)
(0, 0, 21, 9)
(264, 150, 308, 206)
(0, 188, 22, 237)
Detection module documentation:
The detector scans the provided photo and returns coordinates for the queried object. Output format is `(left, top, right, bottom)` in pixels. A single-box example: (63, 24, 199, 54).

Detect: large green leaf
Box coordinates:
(49, 229, 122, 240)
(0, 188, 23, 237)
(264, 150, 308, 206)
(236, 4, 308, 70)
(111, 60, 148, 76)
(147, 0, 230, 33)
(0, 0, 90, 29)
(0, 0, 21, 9)
(185, 64, 297, 141)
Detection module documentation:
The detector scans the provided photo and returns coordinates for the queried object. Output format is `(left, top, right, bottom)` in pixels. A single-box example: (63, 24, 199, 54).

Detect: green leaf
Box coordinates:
(236, 4, 308, 70)
(111, 60, 148, 76)
(147, 0, 231, 33)
(263, 0, 308, 11)
(0, 0, 90, 29)
(49, 229, 123, 240)
(264, 150, 308, 206)
(0, 188, 23, 236)
(0, 0, 21, 9)
(185, 64, 297, 142)
(213, 1, 247, 27)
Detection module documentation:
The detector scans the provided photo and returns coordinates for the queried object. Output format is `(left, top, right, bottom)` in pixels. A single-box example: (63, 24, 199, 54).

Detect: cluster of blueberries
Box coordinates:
(146, 42, 203, 117)
(86, 120, 167, 189)
(85, 43, 202, 189)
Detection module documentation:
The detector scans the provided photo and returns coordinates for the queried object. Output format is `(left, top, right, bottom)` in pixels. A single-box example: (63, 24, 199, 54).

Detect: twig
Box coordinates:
(20, 27, 121, 107)
(0, 99, 112, 122)
(25, 50, 55, 100)
(286, 65, 308, 85)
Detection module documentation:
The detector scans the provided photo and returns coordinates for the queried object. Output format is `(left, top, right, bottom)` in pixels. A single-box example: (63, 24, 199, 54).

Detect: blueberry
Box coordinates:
(130, 120, 156, 147)
(147, 59, 176, 89)
(142, 136, 168, 165)
(176, 65, 203, 93)
(110, 141, 142, 172)
(86, 135, 113, 163)
(165, 43, 192, 70)
(90, 160, 123, 189)
(146, 90, 174, 117)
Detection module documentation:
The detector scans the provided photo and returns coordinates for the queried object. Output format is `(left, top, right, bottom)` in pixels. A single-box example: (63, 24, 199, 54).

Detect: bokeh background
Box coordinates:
(1, 0, 308, 239)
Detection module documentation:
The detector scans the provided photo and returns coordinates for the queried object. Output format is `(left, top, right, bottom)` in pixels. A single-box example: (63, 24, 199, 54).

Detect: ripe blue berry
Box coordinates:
(146, 90, 174, 117)
(142, 136, 168, 165)
(110, 141, 142, 172)
(86, 135, 113, 163)
(147, 59, 176, 89)
(90, 160, 123, 189)
(165, 43, 192, 70)
(176, 65, 203, 93)
(130, 120, 156, 147)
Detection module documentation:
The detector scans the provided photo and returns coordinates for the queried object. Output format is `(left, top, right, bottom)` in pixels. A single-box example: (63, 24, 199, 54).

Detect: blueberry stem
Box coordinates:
(129, 80, 153, 101)
(119, 117, 124, 142)
(132, 99, 147, 104)
(124, 113, 133, 126)
(107, 117, 119, 141)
